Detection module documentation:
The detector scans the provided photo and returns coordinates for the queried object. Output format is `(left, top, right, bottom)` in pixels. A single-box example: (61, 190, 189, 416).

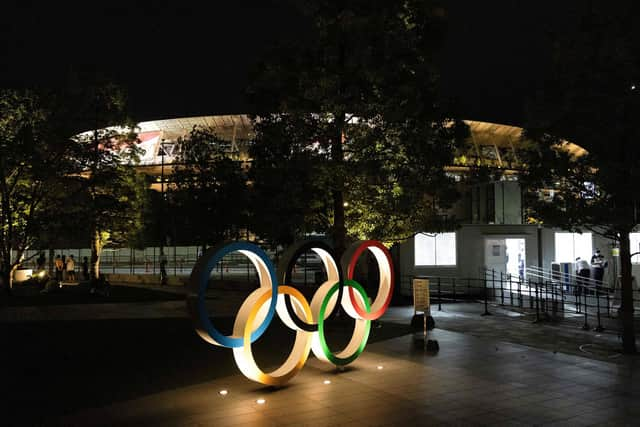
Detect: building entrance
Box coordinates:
(484, 238, 526, 279)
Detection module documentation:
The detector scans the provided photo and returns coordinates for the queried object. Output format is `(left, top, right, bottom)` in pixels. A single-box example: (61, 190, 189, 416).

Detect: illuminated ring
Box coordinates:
(232, 286, 313, 386)
(186, 241, 277, 348)
(343, 240, 394, 321)
(312, 279, 371, 366)
(278, 240, 343, 332)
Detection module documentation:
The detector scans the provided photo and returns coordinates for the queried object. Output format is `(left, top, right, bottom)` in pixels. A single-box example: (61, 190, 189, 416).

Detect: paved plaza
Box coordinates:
(60, 329, 640, 426)
(3, 285, 640, 426)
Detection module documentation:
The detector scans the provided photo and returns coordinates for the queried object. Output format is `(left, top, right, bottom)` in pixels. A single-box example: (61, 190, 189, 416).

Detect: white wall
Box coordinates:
(398, 224, 540, 296)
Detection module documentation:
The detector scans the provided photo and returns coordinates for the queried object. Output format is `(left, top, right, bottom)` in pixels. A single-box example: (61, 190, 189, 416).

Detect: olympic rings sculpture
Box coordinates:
(186, 239, 394, 386)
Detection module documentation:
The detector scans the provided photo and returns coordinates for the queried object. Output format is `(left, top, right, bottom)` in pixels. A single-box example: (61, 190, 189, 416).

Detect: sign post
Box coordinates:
(413, 277, 439, 351)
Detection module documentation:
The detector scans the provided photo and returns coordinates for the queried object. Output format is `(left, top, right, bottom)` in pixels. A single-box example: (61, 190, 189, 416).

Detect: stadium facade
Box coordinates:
(81, 115, 635, 295)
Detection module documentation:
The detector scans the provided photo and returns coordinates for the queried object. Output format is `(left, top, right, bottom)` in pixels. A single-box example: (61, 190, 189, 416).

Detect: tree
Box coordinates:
(520, 0, 640, 353)
(170, 126, 249, 251)
(0, 89, 78, 294)
(69, 82, 147, 280)
(248, 0, 467, 254)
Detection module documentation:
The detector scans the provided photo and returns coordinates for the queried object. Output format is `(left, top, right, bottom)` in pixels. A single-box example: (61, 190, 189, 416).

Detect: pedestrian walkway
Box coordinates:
(385, 304, 636, 365)
(4, 284, 640, 425)
(2, 283, 637, 366)
(60, 328, 640, 426)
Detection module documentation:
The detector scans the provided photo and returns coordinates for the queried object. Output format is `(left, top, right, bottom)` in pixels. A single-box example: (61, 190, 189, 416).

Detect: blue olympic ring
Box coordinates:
(187, 241, 278, 348)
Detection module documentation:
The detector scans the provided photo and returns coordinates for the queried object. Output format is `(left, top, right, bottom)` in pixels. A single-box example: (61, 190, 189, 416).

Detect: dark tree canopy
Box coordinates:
(0, 89, 74, 291)
(520, 0, 639, 353)
(170, 126, 249, 249)
(248, 0, 467, 252)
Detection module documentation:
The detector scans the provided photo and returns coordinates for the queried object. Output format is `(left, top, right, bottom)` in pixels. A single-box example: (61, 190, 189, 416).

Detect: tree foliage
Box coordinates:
(520, 0, 639, 352)
(71, 83, 146, 279)
(44, 78, 147, 280)
(248, 0, 467, 251)
(170, 126, 249, 249)
(0, 90, 62, 291)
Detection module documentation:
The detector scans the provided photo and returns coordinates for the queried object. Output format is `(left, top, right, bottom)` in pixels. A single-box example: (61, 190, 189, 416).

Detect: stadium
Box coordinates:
(30, 115, 628, 297)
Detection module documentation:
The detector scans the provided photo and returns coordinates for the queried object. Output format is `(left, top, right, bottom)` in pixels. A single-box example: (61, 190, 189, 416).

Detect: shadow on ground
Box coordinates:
(1, 314, 410, 425)
(7, 283, 184, 306)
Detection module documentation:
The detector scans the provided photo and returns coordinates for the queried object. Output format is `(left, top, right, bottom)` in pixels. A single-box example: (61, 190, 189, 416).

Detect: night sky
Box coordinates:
(1, 0, 584, 126)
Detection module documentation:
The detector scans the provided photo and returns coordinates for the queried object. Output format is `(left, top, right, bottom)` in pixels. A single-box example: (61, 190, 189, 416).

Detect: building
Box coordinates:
(87, 115, 637, 294)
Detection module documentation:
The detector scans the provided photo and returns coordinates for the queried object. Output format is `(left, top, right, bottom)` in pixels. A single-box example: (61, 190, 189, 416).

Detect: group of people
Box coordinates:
(574, 248, 609, 293)
(53, 254, 90, 283)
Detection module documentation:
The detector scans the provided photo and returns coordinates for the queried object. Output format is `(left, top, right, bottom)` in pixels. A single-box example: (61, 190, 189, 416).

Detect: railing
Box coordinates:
(21, 246, 325, 284)
(407, 268, 640, 334)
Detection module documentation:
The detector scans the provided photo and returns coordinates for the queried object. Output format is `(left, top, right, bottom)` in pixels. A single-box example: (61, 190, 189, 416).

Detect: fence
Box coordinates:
(406, 267, 640, 333)
(22, 246, 326, 283)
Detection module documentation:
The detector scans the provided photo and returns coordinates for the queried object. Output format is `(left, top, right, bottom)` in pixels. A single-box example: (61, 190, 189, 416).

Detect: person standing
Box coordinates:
(54, 255, 64, 283)
(159, 249, 168, 286)
(591, 249, 608, 285)
(61, 254, 67, 282)
(575, 257, 590, 311)
(66, 255, 76, 282)
(82, 256, 89, 281)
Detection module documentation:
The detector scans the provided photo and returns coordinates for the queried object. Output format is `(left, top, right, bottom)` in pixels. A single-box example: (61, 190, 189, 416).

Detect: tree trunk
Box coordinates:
(618, 232, 637, 353)
(8, 263, 18, 291)
(48, 246, 55, 276)
(332, 113, 347, 259)
(90, 228, 102, 280)
(0, 261, 10, 299)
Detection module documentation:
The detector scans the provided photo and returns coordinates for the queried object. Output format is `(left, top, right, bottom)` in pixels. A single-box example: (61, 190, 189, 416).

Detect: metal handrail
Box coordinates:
(408, 270, 640, 335)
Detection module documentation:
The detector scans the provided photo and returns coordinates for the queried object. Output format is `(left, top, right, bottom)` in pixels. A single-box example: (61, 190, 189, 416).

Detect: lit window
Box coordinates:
(630, 233, 640, 264)
(554, 232, 592, 263)
(415, 233, 456, 266)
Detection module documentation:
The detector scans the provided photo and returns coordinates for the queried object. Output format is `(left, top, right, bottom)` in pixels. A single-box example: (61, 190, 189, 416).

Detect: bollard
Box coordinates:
(595, 287, 604, 332)
(550, 280, 557, 318)
(500, 271, 505, 305)
(582, 289, 590, 330)
(535, 281, 540, 322)
(452, 277, 456, 303)
(482, 275, 491, 316)
(438, 277, 442, 311)
(559, 279, 564, 315)
(492, 269, 496, 303)
(529, 279, 533, 309)
(518, 277, 523, 308)
(509, 274, 514, 306)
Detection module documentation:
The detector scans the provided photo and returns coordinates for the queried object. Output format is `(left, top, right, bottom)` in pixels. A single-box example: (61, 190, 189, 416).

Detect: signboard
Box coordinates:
(413, 278, 430, 313)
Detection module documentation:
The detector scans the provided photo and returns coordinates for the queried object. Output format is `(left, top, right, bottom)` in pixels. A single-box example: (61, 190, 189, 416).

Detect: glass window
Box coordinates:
(554, 232, 592, 263)
(630, 233, 640, 264)
(415, 233, 457, 266)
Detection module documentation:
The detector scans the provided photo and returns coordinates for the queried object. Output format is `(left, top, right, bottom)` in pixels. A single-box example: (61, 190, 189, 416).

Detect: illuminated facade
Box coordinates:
(95, 115, 627, 293)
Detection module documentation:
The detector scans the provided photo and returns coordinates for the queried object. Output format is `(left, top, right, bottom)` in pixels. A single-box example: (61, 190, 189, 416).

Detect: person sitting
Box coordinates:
(89, 274, 111, 296)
